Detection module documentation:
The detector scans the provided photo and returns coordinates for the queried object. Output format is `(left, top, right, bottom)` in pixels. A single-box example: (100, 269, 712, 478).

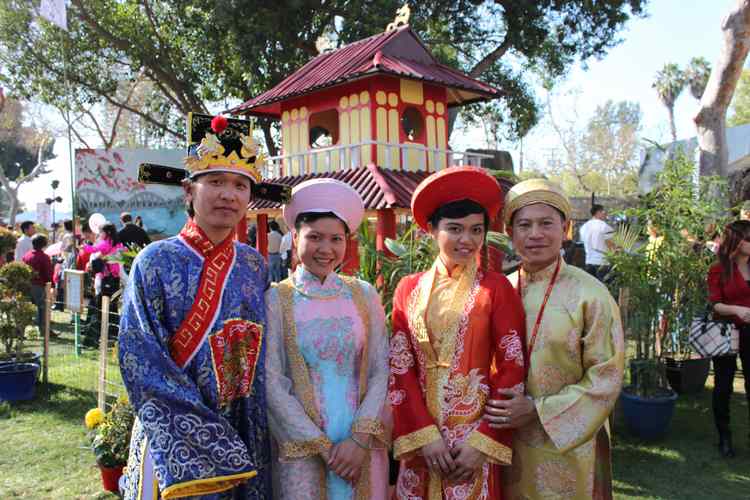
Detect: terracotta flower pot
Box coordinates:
(99, 464, 124, 493)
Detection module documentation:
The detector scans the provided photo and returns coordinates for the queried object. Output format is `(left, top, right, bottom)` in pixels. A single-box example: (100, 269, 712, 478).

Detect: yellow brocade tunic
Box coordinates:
(504, 260, 624, 500)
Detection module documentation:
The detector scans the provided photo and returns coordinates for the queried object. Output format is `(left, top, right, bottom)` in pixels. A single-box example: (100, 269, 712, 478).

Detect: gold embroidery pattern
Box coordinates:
(467, 430, 513, 465)
(406, 279, 428, 392)
(277, 280, 323, 426)
(279, 436, 333, 460)
(342, 276, 371, 404)
(352, 417, 389, 446)
(208, 319, 263, 407)
(352, 417, 385, 436)
(393, 425, 442, 459)
(408, 259, 478, 423)
(354, 452, 371, 499)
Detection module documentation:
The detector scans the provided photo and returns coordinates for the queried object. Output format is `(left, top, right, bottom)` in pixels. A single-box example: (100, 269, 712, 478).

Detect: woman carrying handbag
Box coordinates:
(707, 220, 750, 457)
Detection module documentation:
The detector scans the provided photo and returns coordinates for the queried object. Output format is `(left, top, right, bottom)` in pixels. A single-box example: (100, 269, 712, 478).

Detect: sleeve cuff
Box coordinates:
(393, 425, 441, 459)
(352, 417, 389, 447)
(160, 471, 257, 499)
(466, 430, 512, 465)
(279, 435, 333, 461)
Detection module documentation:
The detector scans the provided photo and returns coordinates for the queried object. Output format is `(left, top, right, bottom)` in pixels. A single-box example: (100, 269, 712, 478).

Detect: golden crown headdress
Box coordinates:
(184, 113, 264, 183)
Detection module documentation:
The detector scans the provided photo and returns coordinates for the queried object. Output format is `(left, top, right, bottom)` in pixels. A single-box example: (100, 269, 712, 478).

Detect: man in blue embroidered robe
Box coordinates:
(118, 116, 283, 499)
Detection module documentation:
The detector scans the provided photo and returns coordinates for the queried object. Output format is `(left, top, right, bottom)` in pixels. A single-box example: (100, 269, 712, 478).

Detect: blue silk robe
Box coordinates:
(118, 228, 272, 500)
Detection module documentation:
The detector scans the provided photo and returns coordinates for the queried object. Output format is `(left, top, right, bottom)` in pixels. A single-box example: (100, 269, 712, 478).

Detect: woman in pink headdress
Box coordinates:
(265, 178, 390, 500)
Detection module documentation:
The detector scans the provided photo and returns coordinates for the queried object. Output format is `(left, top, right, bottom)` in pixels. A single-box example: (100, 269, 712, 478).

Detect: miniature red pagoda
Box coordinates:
(230, 14, 510, 270)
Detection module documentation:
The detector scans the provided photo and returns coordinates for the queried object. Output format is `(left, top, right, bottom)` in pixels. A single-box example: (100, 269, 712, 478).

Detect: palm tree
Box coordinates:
(652, 63, 686, 143)
(685, 57, 712, 100)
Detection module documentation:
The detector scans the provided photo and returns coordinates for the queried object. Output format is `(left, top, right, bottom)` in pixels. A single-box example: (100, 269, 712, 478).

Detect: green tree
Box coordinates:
(0, 96, 54, 224)
(0, 0, 647, 153)
(652, 63, 686, 143)
(582, 100, 642, 196)
(685, 56, 711, 100)
(728, 68, 750, 127)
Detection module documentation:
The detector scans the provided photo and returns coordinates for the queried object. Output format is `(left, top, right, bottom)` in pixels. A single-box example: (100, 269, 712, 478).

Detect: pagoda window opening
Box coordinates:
(401, 106, 424, 142)
(309, 109, 340, 148)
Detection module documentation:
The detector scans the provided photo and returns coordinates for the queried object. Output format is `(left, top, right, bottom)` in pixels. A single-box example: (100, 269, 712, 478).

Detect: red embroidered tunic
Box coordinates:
(389, 259, 526, 499)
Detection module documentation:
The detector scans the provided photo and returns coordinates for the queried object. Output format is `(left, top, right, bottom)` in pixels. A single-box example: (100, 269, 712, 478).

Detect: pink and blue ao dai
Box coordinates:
(265, 266, 389, 499)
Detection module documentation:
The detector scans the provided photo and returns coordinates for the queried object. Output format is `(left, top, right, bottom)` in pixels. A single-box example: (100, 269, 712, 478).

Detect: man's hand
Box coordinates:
(421, 437, 456, 477)
(328, 436, 368, 484)
(484, 389, 538, 429)
(448, 442, 485, 482)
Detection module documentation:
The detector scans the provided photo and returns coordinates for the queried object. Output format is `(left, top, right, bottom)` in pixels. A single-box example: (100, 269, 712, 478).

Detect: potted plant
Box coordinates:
(0, 262, 41, 401)
(608, 152, 728, 438)
(85, 397, 135, 493)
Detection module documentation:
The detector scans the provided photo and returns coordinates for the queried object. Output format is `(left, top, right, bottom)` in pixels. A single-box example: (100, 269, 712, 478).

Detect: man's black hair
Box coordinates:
(591, 204, 605, 217)
(63, 219, 73, 232)
(510, 205, 566, 226)
(428, 199, 489, 230)
(20, 221, 34, 233)
(31, 233, 48, 250)
(120, 212, 133, 223)
(294, 212, 350, 234)
(269, 220, 281, 232)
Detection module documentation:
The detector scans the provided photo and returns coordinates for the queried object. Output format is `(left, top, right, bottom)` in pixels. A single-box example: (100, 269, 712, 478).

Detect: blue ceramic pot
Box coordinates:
(0, 363, 39, 401)
(619, 388, 678, 440)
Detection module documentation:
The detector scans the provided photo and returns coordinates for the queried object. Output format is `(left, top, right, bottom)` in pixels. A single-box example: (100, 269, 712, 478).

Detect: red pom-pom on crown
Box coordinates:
(211, 115, 229, 134)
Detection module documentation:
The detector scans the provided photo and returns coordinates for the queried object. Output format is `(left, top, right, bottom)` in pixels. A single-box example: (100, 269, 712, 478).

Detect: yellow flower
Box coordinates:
(117, 393, 129, 405)
(84, 408, 105, 430)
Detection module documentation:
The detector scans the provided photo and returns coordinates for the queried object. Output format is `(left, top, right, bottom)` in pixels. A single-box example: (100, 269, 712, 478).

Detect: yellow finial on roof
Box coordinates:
(386, 4, 411, 32)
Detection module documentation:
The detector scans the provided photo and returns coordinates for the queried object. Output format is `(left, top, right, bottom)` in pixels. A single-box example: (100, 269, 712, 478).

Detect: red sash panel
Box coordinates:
(209, 319, 263, 407)
(170, 220, 236, 368)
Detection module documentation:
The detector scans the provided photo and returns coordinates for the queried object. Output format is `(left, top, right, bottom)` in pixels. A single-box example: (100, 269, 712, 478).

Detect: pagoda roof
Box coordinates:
(230, 26, 502, 118)
(248, 165, 427, 213)
(247, 164, 513, 214)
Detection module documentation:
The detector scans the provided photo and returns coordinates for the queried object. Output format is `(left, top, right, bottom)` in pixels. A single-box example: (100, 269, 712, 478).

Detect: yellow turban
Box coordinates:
(503, 178, 572, 229)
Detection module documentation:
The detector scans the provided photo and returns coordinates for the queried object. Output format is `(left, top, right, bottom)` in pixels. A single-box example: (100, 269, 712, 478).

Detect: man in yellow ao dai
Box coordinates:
(484, 179, 625, 499)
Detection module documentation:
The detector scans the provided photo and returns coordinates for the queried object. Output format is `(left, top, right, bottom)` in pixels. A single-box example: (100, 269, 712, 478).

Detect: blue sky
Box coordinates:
(20, 0, 743, 212)
(505, 0, 742, 170)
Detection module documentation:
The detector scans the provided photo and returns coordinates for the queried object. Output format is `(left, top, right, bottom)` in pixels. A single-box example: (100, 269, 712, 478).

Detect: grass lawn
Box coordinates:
(1, 311, 749, 498)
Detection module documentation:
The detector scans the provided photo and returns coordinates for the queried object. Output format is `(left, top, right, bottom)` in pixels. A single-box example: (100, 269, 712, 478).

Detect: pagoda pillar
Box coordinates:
(256, 214, 269, 258)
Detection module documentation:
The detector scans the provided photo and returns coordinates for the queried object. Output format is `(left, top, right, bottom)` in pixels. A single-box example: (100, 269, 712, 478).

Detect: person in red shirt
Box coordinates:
(707, 220, 750, 458)
(22, 234, 54, 337)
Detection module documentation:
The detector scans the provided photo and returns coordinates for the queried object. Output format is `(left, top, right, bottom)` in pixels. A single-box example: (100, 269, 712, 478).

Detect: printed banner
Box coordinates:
(75, 148, 187, 239)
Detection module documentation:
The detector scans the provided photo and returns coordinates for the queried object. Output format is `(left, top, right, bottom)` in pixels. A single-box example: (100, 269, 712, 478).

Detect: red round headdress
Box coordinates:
(411, 166, 502, 231)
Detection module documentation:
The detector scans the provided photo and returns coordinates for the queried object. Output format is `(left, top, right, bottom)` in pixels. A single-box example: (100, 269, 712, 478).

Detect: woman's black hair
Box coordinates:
(718, 220, 750, 284)
(294, 211, 350, 235)
(100, 223, 119, 244)
(428, 199, 489, 230)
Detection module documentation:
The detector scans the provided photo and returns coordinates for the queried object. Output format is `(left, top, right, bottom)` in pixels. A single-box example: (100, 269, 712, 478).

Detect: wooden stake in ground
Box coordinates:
(97, 295, 110, 411)
(695, 0, 750, 177)
(43, 282, 52, 386)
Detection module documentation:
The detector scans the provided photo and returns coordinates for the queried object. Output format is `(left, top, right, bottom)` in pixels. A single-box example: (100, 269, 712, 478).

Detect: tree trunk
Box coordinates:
(258, 118, 278, 160)
(668, 105, 677, 144)
(695, 0, 750, 177)
(8, 189, 18, 227)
